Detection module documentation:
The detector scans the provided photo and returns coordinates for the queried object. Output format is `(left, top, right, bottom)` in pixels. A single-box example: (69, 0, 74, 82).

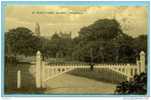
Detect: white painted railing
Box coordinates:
(35, 51, 146, 88)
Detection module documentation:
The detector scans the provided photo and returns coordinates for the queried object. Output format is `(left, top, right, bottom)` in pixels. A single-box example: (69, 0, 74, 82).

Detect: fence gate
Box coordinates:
(35, 50, 146, 88)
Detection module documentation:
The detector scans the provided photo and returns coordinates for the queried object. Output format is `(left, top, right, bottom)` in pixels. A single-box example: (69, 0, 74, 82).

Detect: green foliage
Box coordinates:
(72, 19, 142, 63)
(132, 35, 147, 59)
(5, 27, 41, 56)
(79, 19, 122, 41)
(115, 73, 147, 94)
(5, 19, 147, 64)
(45, 33, 73, 58)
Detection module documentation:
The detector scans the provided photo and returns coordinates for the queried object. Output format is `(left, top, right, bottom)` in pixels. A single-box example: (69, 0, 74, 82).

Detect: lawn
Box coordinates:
(68, 68, 127, 84)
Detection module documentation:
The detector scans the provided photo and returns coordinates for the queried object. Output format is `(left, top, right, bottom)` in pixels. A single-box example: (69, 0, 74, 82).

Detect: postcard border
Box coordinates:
(1, 1, 150, 97)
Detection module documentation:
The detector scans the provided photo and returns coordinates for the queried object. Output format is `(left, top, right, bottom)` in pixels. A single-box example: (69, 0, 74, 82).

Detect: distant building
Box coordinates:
(34, 22, 40, 36)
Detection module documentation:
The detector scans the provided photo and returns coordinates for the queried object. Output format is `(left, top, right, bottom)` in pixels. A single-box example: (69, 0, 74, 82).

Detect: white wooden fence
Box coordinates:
(34, 51, 146, 88)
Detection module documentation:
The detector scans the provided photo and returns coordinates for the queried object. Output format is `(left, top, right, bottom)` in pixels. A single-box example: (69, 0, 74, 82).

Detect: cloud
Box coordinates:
(5, 6, 148, 37)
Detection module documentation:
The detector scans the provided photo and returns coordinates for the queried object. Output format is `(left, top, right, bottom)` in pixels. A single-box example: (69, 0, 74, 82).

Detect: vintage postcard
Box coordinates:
(1, 1, 149, 96)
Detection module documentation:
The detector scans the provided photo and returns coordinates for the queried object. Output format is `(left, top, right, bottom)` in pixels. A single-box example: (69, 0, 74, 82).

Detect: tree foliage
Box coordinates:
(5, 27, 41, 56)
(71, 19, 144, 64)
(79, 19, 122, 41)
(115, 73, 147, 94)
(5, 19, 147, 64)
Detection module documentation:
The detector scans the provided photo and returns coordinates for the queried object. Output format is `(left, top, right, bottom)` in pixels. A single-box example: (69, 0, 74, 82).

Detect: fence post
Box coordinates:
(42, 61, 46, 88)
(136, 59, 140, 74)
(126, 64, 131, 81)
(140, 51, 146, 73)
(36, 51, 42, 88)
(17, 70, 21, 88)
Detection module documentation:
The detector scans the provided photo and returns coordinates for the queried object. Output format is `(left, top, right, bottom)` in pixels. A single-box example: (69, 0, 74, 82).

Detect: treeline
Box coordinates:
(5, 19, 147, 64)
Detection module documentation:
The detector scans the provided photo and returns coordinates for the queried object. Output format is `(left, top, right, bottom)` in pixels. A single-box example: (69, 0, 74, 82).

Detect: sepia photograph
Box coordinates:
(2, 1, 149, 96)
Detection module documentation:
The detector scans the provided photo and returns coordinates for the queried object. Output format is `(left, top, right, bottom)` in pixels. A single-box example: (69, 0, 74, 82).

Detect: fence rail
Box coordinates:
(33, 51, 146, 88)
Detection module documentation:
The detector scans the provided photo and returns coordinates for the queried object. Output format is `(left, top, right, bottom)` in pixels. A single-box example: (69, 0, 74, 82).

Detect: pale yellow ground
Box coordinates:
(44, 73, 117, 94)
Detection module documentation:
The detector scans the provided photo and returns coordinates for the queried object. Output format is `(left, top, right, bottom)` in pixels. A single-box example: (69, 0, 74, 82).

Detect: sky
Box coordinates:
(5, 6, 148, 38)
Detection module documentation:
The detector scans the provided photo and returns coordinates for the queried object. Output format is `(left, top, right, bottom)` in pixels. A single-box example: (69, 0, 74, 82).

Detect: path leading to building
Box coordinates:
(44, 73, 117, 94)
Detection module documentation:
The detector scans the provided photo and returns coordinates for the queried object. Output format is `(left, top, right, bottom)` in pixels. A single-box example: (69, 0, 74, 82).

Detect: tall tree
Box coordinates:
(72, 19, 129, 64)
(5, 27, 41, 57)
